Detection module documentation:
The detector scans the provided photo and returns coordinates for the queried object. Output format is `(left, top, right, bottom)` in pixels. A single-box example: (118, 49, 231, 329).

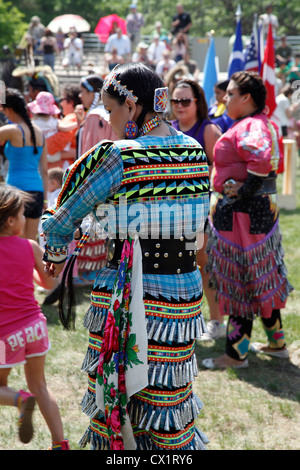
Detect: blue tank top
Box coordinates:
(5, 125, 44, 192)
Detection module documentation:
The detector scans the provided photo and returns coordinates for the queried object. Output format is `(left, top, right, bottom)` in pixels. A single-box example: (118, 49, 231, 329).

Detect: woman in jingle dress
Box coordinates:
(42, 63, 210, 450)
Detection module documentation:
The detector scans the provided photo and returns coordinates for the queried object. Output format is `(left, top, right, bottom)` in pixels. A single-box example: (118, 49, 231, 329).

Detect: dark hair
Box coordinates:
(3, 88, 38, 153)
(44, 28, 53, 37)
(215, 79, 229, 91)
(81, 74, 104, 93)
(63, 85, 81, 107)
(173, 78, 209, 122)
(230, 71, 267, 113)
(28, 77, 48, 92)
(281, 83, 293, 97)
(103, 63, 165, 129)
(0, 184, 33, 231)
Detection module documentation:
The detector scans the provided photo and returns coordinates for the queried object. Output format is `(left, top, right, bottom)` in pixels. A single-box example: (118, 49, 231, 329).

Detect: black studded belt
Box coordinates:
(255, 175, 277, 196)
(106, 236, 198, 274)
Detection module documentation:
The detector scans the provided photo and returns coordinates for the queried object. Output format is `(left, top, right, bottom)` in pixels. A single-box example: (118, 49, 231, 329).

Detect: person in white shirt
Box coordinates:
(272, 84, 298, 137)
(155, 49, 176, 79)
(148, 34, 166, 68)
(62, 28, 83, 70)
(104, 28, 131, 62)
(259, 4, 279, 38)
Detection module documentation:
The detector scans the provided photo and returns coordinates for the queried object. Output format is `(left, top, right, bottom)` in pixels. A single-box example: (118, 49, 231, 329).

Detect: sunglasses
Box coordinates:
(170, 98, 197, 107)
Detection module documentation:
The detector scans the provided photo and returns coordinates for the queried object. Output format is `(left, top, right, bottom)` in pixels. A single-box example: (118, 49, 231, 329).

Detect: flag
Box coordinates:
(244, 29, 259, 72)
(257, 24, 264, 73)
(228, 19, 244, 77)
(261, 24, 276, 117)
(202, 35, 218, 108)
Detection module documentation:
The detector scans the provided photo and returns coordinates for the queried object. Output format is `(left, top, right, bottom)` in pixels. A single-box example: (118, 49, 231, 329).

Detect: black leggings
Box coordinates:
(225, 309, 285, 361)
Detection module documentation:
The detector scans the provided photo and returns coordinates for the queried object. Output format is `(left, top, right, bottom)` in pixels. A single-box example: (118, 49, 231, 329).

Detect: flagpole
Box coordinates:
(235, 3, 242, 22)
(202, 30, 218, 108)
(228, 4, 244, 77)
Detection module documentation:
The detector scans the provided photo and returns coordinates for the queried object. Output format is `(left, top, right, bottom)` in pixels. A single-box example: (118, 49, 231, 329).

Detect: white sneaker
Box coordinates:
(199, 320, 226, 341)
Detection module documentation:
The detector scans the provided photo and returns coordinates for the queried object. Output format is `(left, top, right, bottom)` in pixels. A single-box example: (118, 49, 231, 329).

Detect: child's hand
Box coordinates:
(44, 261, 65, 278)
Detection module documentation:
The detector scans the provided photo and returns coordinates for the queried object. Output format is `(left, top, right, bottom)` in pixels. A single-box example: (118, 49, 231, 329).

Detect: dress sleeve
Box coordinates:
(236, 117, 274, 177)
(80, 114, 117, 155)
(42, 140, 123, 263)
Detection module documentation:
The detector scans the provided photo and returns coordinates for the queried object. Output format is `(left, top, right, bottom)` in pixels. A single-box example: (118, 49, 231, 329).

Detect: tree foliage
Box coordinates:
(1, 0, 300, 53)
(0, 0, 28, 52)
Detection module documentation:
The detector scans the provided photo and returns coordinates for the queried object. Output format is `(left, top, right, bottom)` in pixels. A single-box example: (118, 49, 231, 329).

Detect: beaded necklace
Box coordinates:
(139, 115, 161, 136)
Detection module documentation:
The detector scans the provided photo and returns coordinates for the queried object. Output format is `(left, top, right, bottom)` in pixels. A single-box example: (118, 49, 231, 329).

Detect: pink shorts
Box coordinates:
(0, 317, 50, 368)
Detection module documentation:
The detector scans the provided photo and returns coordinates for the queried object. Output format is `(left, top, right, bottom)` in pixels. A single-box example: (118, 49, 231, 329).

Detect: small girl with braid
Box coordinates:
(0, 88, 48, 240)
(0, 184, 69, 450)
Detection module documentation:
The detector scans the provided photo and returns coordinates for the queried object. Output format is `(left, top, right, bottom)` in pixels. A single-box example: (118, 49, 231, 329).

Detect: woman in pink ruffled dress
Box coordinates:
(202, 71, 293, 369)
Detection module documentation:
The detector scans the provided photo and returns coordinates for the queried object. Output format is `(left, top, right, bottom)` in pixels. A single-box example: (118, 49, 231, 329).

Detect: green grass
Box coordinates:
(1, 167, 300, 451)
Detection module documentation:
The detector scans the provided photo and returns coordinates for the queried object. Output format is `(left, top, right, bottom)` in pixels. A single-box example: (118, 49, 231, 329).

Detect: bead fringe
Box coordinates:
(206, 222, 293, 318)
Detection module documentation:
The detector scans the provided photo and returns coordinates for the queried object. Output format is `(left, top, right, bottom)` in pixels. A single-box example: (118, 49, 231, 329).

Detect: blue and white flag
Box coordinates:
(228, 19, 244, 78)
(202, 35, 218, 107)
(244, 29, 259, 72)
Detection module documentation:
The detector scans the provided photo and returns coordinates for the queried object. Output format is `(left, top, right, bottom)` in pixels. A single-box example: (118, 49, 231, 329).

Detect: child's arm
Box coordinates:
(57, 120, 78, 132)
(30, 239, 58, 290)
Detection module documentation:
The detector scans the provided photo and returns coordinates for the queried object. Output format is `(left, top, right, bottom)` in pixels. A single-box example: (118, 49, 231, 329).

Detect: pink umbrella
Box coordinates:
(94, 14, 127, 43)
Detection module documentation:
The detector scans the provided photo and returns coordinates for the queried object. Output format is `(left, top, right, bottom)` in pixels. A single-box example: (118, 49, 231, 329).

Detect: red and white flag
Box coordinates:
(261, 24, 276, 117)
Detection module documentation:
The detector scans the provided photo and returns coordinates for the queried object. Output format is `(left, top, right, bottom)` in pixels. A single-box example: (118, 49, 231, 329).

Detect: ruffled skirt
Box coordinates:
(78, 285, 209, 450)
(206, 193, 293, 319)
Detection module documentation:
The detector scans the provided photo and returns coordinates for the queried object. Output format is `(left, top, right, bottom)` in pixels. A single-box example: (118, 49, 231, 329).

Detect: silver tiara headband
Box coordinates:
(103, 69, 138, 103)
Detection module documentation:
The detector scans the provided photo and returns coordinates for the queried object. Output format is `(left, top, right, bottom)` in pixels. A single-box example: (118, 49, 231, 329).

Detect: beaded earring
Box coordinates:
(125, 120, 139, 139)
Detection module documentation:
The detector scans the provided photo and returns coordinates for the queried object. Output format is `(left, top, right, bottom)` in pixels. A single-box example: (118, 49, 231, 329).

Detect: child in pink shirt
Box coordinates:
(0, 185, 69, 450)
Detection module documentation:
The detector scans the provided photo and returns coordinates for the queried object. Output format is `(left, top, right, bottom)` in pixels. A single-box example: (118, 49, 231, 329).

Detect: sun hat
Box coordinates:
(28, 91, 60, 115)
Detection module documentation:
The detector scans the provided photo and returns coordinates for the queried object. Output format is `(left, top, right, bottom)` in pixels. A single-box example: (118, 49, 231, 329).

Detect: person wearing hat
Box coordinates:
(27, 16, 46, 58)
(62, 29, 83, 70)
(132, 42, 152, 68)
(150, 21, 169, 41)
(126, 3, 145, 52)
(28, 91, 77, 168)
(155, 49, 176, 80)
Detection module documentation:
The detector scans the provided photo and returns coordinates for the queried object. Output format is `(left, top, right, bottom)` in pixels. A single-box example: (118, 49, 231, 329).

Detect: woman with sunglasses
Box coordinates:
(202, 71, 293, 369)
(170, 79, 221, 166)
(171, 79, 224, 341)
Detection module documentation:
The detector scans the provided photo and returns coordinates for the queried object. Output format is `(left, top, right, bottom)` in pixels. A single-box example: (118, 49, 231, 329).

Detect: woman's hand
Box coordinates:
(44, 261, 66, 278)
(223, 179, 243, 197)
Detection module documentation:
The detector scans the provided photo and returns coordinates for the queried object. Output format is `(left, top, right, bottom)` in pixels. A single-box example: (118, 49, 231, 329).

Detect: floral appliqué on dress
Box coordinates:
(239, 128, 270, 156)
(96, 237, 144, 450)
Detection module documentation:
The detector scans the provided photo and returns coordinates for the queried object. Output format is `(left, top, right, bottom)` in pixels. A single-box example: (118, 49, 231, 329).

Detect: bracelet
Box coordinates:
(44, 200, 48, 204)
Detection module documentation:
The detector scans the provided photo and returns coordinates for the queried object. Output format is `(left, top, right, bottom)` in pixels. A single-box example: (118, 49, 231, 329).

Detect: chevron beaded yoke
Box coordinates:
(106, 140, 209, 217)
